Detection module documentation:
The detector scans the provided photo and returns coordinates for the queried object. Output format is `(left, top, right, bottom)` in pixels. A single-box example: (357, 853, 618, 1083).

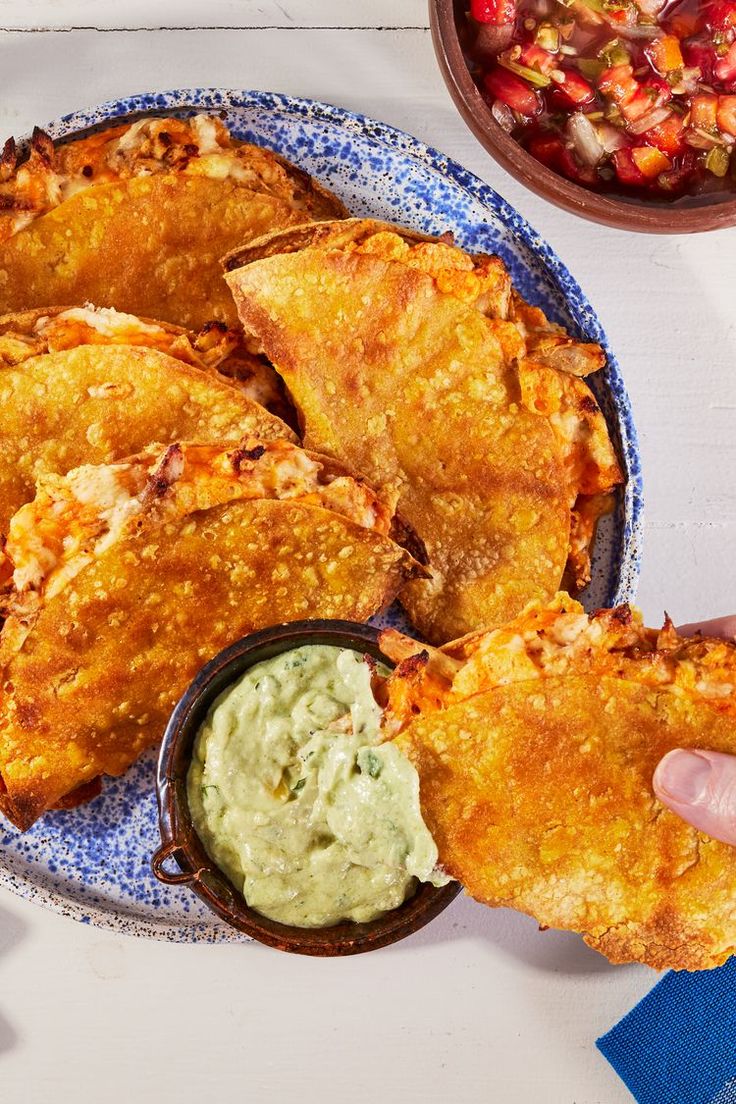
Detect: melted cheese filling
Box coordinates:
(3, 442, 390, 602)
(0, 114, 295, 243)
(350, 231, 511, 316)
(36, 306, 166, 341)
(383, 596, 736, 734)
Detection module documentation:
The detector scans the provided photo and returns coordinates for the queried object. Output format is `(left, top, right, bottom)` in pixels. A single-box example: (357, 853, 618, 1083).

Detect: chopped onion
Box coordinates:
(566, 112, 605, 165)
(685, 126, 723, 150)
(627, 105, 672, 134)
(669, 67, 701, 95)
(611, 19, 660, 38)
(597, 120, 629, 152)
(491, 99, 517, 133)
(634, 0, 665, 18)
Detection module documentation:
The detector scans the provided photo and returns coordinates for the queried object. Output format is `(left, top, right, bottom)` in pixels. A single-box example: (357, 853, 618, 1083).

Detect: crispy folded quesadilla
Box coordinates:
(226, 217, 605, 379)
(0, 304, 290, 418)
(0, 116, 347, 328)
(226, 219, 622, 643)
(0, 339, 295, 536)
(379, 596, 736, 971)
(0, 439, 420, 830)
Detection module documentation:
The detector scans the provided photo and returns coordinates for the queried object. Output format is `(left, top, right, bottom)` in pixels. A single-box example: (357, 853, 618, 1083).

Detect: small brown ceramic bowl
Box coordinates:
(152, 619, 460, 955)
(430, 0, 736, 233)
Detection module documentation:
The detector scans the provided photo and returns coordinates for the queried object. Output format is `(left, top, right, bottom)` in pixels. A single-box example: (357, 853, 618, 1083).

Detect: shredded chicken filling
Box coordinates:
(1, 441, 390, 604)
(381, 596, 736, 735)
(0, 114, 311, 243)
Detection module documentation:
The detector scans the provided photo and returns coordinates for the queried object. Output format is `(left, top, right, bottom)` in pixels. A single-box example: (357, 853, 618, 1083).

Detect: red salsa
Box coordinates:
(468, 0, 736, 197)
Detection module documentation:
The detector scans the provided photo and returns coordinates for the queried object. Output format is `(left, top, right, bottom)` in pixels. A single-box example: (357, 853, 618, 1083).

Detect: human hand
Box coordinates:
(652, 616, 736, 847)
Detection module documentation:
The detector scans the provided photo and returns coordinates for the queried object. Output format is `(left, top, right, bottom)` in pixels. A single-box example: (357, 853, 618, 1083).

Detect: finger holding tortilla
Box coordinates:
(0, 341, 294, 534)
(654, 749, 736, 848)
(677, 615, 736, 640)
(383, 597, 736, 970)
(0, 440, 419, 830)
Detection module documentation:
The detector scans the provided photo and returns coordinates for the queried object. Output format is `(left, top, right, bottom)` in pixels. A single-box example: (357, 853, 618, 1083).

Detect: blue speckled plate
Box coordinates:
(0, 89, 643, 941)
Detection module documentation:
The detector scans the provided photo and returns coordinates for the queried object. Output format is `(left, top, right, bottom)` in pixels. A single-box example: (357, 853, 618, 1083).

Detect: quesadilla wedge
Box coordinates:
(0, 340, 295, 536)
(226, 220, 622, 643)
(0, 116, 347, 328)
(224, 217, 606, 378)
(0, 439, 420, 830)
(0, 304, 290, 418)
(379, 596, 736, 971)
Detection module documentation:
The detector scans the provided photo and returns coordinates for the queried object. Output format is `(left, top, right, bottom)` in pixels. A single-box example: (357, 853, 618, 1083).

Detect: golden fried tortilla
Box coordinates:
(0, 341, 294, 535)
(0, 116, 346, 328)
(0, 304, 291, 420)
(381, 597, 736, 970)
(224, 217, 605, 378)
(0, 440, 419, 830)
(226, 221, 621, 643)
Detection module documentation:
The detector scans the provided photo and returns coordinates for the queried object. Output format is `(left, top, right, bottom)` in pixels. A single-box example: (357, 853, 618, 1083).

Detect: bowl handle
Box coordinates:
(151, 840, 197, 885)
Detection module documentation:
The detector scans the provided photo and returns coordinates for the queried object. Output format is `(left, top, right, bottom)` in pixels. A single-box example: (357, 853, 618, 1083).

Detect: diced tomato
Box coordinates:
(517, 42, 558, 74)
(708, 0, 736, 32)
(715, 41, 736, 85)
(471, 0, 517, 24)
(527, 133, 597, 183)
(612, 147, 648, 185)
(556, 145, 599, 185)
(657, 151, 699, 191)
(690, 92, 719, 130)
(621, 80, 672, 123)
(682, 40, 715, 83)
(551, 69, 596, 105)
(667, 10, 701, 37)
(642, 112, 686, 155)
(598, 64, 640, 103)
(647, 34, 685, 74)
(606, 4, 638, 26)
(527, 133, 566, 170)
(717, 94, 736, 134)
(484, 67, 541, 115)
(631, 144, 672, 176)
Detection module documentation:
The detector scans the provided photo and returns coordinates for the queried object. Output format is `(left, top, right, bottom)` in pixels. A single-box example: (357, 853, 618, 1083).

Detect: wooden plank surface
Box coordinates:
(0, 10, 734, 1104)
(0, 0, 430, 30)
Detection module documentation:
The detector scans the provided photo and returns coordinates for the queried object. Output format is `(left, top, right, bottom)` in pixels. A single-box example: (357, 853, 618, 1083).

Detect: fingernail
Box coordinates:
(654, 749, 712, 806)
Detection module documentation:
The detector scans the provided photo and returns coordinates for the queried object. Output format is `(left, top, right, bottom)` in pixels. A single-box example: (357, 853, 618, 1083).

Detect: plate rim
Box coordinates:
(0, 87, 643, 941)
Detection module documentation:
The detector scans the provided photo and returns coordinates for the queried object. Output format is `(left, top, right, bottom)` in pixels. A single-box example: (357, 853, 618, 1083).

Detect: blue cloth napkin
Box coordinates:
(597, 959, 736, 1104)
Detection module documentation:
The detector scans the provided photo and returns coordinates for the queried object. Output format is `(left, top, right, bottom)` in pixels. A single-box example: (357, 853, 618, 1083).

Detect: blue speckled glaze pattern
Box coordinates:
(1, 89, 643, 943)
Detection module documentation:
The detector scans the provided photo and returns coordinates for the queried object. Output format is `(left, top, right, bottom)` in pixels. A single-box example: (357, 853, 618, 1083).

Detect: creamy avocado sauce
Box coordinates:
(187, 644, 448, 927)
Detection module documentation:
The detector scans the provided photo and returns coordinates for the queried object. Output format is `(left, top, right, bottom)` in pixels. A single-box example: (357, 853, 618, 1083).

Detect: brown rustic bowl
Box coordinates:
(152, 619, 460, 955)
(430, 0, 736, 232)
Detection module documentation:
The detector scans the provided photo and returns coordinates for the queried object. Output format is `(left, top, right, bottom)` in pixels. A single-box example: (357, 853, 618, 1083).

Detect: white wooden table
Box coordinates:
(0, 3, 733, 1102)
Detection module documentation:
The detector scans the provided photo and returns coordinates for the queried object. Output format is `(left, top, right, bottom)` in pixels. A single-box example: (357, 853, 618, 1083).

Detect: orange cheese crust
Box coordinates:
(0, 116, 346, 244)
(228, 242, 572, 643)
(0, 117, 347, 329)
(0, 305, 290, 419)
(0, 342, 296, 536)
(381, 594, 736, 734)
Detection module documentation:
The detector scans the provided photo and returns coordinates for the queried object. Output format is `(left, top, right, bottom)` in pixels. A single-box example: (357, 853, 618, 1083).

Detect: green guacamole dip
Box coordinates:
(187, 644, 449, 927)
